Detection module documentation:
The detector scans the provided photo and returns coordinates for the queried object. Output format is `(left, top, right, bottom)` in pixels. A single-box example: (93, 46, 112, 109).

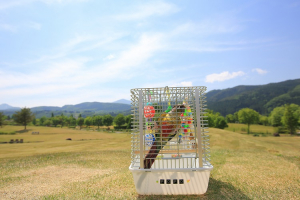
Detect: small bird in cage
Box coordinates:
(144, 104, 186, 169)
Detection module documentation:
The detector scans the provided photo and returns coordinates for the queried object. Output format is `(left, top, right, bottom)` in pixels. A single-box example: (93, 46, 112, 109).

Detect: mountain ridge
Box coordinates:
(1, 78, 300, 117)
(0, 103, 20, 110)
(0, 101, 131, 118)
(206, 78, 300, 115)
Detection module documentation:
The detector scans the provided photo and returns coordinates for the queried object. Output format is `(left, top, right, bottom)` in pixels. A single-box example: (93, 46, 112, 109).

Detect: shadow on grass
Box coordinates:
(15, 129, 31, 133)
(205, 178, 250, 199)
(137, 178, 250, 200)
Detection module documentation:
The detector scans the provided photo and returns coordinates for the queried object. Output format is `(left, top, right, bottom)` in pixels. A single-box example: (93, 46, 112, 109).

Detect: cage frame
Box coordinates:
(129, 86, 213, 195)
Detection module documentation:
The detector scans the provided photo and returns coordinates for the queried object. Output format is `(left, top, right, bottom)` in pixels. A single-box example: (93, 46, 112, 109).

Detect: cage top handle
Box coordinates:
(164, 86, 172, 113)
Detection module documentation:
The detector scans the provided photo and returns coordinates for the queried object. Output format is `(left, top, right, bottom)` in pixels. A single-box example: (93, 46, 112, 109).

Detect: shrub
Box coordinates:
(0, 131, 16, 135)
(113, 125, 128, 130)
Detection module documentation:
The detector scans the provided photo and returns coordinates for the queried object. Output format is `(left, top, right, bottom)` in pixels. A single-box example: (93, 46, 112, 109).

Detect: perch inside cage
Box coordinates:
(129, 86, 213, 195)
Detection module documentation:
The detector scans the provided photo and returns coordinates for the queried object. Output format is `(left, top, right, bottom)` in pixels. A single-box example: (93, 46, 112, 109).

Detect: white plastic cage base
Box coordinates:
(130, 158, 213, 195)
(130, 168, 212, 195)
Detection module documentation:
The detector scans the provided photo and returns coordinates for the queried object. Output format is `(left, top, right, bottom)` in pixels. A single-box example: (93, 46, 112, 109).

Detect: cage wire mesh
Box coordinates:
(130, 86, 211, 170)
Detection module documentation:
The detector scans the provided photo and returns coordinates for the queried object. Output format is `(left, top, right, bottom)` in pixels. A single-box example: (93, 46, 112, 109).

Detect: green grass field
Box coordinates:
(225, 123, 278, 135)
(0, 125, 299, 199)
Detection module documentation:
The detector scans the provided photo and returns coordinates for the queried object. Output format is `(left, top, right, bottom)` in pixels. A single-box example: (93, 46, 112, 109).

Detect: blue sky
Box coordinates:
(1, 0, 300, 107)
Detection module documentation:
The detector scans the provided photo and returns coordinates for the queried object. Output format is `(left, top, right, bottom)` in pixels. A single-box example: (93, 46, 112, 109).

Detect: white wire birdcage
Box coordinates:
(129, 86, 213, 195)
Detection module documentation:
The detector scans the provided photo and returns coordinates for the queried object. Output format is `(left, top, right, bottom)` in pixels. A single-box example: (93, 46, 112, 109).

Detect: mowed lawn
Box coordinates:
(0, 125, 299, 199)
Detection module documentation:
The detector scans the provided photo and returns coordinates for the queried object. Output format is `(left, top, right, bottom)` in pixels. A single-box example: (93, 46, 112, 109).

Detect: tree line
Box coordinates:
(223, 103, 300, 134)
(1, 103, 299, 134)
(0, 108, 132, 130)
(200, 103, 299, 135)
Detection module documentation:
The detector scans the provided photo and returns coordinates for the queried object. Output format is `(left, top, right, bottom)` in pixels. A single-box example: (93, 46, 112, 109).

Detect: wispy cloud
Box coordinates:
(24, 34, 120, 66)
(43, 0, 89, 5)
(26, 21, 42, 30)
(0, 57, 89, 89)
(0, 0, 32, 10)
(88, 33, 165, 81)
(0, 0, 88, 10)
(205, 71, 245, 83)
(114, 1, 179, 20)
(0, 32, 165, 97)
(0, 21, 41, 33)
(171, 14, 244, 38)
(0, 24, 17, 32)
(104, 54, 115, 60)
(252, 68, 268, 75)
(171, 81, 193, 87)
(1, 0, 294, 107)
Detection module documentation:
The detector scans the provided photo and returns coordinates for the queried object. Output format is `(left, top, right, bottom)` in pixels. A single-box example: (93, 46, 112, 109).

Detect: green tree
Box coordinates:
(51, 112, 54, 117)
(84, 116, 93, 128)
(204, 109, 220, 128)
(114, 114, 125, 128)
(290, 104, 300, 126)
(225, 114, 235, 123)
(32, 118, 37, 126)
(58, 114, 66, 128)
(64, 116, 70, 127)
(282, 104, 298, 134)
(43, 119, 53, 126)
(259, 115, 269, 126)
(0, 112, 5, 128)
(77, 117, 84, 130)
(103, 114, 113, 129)
(13, 107, 35, 130)
(51, 116, 59, 127)
(214, 116, 228, 129)
(269, 106, 285, 126)
(125, 115, 132, 129)
(69, 115, 76, 127)
(93, 115, 103, 129)
(206, 114, 215, 127)
(238, 108, 259, 134)
(40, 116, 47, 125)
(233, 112, 239, 122)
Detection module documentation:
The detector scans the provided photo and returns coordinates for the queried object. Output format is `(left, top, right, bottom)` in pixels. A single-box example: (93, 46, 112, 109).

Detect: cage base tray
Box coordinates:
(130, 167, 212, 195)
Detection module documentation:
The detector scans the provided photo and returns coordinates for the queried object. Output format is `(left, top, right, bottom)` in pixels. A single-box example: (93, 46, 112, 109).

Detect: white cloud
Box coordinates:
(205, 71, 245, 83)
(0, 57, 89, 89)
(104, 54, 115, 60)
(252, 68, 268, 75)
(0, 33, 165, 98)
(114, 1, 179, 20)
(171, 81, 193, 87)
(93, 33, 164, 79)
(25, 34, 119, 65)
(0, 0, 31, 10)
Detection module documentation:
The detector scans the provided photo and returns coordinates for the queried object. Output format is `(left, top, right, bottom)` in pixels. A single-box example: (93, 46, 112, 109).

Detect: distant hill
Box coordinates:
(113, 99, 131, 104)
(2, 79, 299, 118)
(0, 104, 20, 110)
(1, 102, 131, 118)
(206, 78, 300, 116)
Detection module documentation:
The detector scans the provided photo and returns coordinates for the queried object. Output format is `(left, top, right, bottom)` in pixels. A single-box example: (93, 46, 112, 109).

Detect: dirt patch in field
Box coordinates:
(0, 165, 110, 199)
